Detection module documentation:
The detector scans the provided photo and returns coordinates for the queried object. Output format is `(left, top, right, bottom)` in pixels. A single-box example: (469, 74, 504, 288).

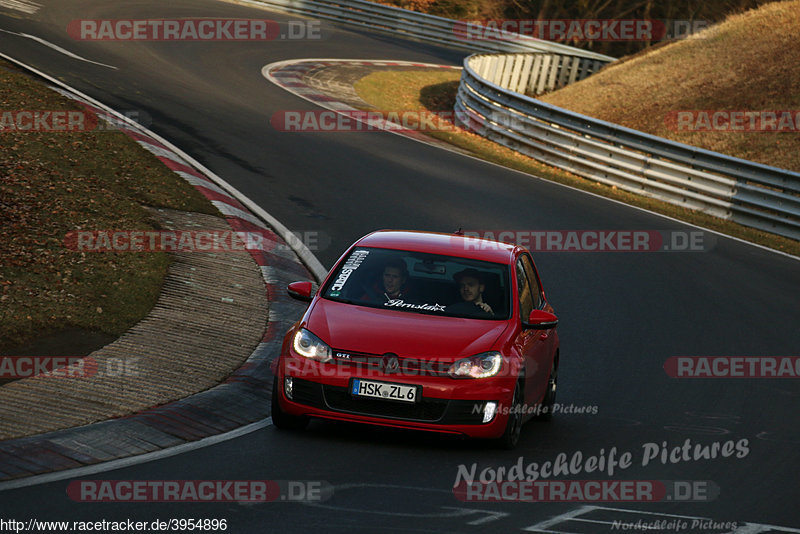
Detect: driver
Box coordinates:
(446, 268, 493, 317)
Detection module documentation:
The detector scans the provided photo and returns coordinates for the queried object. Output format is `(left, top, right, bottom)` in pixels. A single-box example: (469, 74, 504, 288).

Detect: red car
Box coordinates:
(271, 230, 559, 448)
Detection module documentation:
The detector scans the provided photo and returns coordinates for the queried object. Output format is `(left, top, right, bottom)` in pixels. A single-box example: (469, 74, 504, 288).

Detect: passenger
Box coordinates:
(446, 268, 493, 317)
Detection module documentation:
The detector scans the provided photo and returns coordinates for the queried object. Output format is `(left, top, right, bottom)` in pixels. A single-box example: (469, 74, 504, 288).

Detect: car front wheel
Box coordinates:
(535, 357, 558, 421)
(271, 377, 309, 431)
(495, 381, 523, 449)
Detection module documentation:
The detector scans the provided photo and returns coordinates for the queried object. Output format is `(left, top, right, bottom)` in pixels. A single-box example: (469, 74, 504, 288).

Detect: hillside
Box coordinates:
(373, 0, 777, 56)
(538, 0, 800, 172)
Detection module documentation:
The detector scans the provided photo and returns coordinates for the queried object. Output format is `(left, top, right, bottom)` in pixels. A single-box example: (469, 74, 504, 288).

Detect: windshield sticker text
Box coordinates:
(331, 249, 369, 291)
(384, 299, 445, 312)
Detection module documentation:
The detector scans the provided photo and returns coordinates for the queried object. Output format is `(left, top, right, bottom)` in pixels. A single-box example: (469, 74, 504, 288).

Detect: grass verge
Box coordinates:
(0, 60, 219, 351)
(539, 1, 800, 173)
(352, 68, 800, 257)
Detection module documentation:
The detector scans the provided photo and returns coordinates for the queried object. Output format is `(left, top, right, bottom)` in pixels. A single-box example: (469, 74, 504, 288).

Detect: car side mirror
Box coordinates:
(287, 281, 313, 302)
(524, 309, 558, 329)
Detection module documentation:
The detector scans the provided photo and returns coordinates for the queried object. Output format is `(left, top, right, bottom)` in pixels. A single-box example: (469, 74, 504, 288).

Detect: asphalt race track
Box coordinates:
(1, 0, 799, 532)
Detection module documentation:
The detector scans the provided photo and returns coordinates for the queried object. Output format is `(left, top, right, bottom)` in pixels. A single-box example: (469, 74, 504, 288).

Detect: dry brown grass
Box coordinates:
(540, 0, 800, 172)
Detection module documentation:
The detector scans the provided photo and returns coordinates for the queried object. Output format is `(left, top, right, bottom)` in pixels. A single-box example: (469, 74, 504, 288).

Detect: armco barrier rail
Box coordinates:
(243, 0, 798, 240)
(455, 54, 800, 240)
(470, 53, 607, 96)
(242, 0, 615, 60)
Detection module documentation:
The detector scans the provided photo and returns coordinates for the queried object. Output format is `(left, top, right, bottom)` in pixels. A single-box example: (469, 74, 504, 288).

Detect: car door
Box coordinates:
(514, 255, 553, 408)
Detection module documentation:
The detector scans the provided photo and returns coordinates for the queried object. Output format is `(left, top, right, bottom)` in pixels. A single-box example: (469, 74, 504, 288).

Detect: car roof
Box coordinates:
(354, 230, 519, 264)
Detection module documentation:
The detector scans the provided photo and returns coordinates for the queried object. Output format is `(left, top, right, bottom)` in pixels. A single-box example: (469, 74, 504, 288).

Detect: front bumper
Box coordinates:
(274, 353, 515, 439)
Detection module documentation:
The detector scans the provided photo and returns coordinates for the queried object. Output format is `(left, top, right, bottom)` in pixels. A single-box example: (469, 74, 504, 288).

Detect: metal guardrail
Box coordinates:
(470, 53, 607, 96)
(242, 0, 798, 240)
(241, 0, 615, 60)
(455, 54, 800, 240)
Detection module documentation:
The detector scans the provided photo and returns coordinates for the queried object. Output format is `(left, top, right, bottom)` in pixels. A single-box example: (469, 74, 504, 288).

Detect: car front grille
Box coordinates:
(323, 385, 447, 421)
(332, 349, 451, 377)
(289, 378, 486, 425)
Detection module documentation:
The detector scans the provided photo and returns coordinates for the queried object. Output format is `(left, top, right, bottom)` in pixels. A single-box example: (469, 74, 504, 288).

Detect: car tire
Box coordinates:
(535, 358, 558, 421)
(495, 381, 524, 449)
(271, 377, 309, 431)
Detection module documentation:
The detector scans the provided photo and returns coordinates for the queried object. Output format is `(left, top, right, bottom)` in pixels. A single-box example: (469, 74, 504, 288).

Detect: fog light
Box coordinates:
(284, 377, 293, 400)
(483, 401, 497, 423)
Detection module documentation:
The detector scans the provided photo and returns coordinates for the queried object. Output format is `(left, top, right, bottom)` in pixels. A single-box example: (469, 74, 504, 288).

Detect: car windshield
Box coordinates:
(322, 247, 511, 319)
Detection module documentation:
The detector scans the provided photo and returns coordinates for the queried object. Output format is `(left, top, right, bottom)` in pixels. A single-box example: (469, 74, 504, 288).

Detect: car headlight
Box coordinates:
(292, 328, 332, 363)
(448, 352, 503, 379)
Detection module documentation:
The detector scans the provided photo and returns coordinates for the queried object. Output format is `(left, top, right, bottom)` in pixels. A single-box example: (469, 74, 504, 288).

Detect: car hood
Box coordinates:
(305, 298, 509, 361)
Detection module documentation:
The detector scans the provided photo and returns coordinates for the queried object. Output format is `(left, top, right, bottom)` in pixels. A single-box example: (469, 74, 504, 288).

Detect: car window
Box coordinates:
(516, 259, 534, 321)
(520, 253, 542, 309)
(322, 247, 511, 319)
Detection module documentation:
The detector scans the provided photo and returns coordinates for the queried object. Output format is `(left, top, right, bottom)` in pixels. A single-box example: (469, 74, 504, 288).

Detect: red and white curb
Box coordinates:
(263, 58, 462, 148)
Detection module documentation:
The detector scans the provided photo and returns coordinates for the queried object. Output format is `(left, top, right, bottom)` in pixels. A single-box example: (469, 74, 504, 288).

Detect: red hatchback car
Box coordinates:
(271, 230, 559, 448)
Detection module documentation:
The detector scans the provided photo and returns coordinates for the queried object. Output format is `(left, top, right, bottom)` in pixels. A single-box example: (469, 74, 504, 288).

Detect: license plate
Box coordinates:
(351, 379, 418, 403)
